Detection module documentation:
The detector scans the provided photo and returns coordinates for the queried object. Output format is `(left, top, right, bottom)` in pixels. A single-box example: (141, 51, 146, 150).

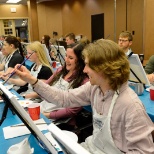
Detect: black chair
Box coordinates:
(52, 107, 93, 143)
(73, 108, 93, 143)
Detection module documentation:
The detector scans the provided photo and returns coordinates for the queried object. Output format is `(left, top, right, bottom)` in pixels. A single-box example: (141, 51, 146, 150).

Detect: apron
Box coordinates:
(40, 76, 71, 112)
(24, 64, 42, 94)
(82, 90, 122, 154)
(4, 53, 13, 72)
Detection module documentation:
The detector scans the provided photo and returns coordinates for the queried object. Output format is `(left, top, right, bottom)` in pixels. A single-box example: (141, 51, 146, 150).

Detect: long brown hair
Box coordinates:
(49, 43, 88, 88)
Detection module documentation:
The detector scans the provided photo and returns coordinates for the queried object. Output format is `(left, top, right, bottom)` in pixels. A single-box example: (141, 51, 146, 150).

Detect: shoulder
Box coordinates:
(9, 51, 24, 65)
(116, 86, 144, 113)
(80, 81, 98, 93)
(10, 51, 23, 61)
(13, 50, 22, 57)
(149, 55, 154, 62)
(41, 65, 52, 71)
(40, 65, 53, 76)
(81, 77, 89, 85)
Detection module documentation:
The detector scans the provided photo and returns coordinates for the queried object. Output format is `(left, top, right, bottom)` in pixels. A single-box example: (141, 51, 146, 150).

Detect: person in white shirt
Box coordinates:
(118, 31, 133, 56)
(0, 35, 6, 64)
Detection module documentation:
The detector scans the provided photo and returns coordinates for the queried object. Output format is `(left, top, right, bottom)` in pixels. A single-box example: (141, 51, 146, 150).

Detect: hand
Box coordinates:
(42, 112, 50, 119)
(0, 73, 10, 81)
(147, 74, 154, 83)
(0, 74, 9, 81)
(14, 64, 37, 85)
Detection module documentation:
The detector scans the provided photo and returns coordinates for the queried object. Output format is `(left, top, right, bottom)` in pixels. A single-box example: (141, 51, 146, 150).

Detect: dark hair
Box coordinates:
(43, 35, 51, 51)
(49, 43, 88, 88)
(53, 32, 58, 36)
(5, 35, 24, 58)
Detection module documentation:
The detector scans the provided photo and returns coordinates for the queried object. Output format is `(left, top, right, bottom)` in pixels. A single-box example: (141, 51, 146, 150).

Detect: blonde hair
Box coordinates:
(27, 41, 51, 69)
(83, 39, 130, 90)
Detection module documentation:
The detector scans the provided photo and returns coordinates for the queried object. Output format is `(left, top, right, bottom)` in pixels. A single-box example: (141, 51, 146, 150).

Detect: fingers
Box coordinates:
(147, 74, 154, 83)
(42, 112, 50, 118)
(15, 68, 24, 77)
(14, 64, 27, 71)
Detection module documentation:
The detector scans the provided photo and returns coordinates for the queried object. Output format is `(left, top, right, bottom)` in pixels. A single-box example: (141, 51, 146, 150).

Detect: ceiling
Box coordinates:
(0, 0, 54, 5)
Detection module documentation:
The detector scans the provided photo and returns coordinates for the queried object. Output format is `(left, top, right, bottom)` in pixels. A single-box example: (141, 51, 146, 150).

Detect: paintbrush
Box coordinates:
(3, 51, 35, 85)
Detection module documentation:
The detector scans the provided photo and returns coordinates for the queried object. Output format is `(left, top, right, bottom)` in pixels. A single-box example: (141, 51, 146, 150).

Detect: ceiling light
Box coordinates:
(6, 0, 21, 3)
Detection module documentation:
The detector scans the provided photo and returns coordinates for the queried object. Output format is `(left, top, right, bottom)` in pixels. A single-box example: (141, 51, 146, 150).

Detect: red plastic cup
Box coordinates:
(28, 103, 40, 120)
(150, 88, 154, 101)
(52, 61, 56, 68)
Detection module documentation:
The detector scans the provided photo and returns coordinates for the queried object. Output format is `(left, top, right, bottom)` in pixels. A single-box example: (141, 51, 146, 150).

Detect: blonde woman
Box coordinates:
(1, 41, 53, 99)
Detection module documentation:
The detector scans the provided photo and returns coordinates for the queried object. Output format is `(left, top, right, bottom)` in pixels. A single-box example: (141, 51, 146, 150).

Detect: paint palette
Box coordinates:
(18, 99, 33, 108)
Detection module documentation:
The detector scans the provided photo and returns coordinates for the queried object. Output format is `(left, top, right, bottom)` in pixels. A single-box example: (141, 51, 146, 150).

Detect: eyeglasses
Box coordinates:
(118, 39, 129, 42)
(27, 50, 35, 55)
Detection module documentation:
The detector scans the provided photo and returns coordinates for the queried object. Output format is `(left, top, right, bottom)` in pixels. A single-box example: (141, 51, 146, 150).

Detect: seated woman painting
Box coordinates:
(25, 43, 89, 130)
(0, 36, 24, 76)
(1, 41, 53, 100)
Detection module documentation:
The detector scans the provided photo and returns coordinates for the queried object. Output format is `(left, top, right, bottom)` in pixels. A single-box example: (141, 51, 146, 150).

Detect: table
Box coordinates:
(0, 89, 51, 154)
(138, 90, 154, 122)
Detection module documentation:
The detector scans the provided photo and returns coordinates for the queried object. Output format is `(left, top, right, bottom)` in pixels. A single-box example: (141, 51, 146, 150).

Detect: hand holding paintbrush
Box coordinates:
(3, 51, 35, 85)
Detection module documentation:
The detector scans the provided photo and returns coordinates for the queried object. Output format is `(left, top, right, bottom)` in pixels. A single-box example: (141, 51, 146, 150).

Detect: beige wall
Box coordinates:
(0, 4, 28, 39)
(37, 0, 144, 55)
(144, 0, 154, 60)
(37, 1, 62, 42)
(116, 0, 144, 55)
(1, 0, 154, 60)
(38, 0, 115, 42)
(28, 0, 39, 41)
(0, 4, 28, 18)
(62, 0, 114, 40)
(61, 0, 114, 41)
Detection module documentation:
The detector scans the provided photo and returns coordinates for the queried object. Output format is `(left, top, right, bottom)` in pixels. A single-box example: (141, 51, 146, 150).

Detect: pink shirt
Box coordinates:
(34, 81, 154, 153)
(45, 67, 89, 120)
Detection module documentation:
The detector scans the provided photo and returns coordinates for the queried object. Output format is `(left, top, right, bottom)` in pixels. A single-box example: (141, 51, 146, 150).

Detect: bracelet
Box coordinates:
(31, 79, 38, 86)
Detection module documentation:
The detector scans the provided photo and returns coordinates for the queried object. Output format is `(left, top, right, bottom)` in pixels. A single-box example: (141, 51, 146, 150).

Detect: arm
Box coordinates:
(43, 107, 82, 119)
(22, 67, 60, 99)
(25, 91, 39, 99)
(0, 63, 4, 71)
(34, 80, 91, 108)
(14, 65, 91, 107)
(24, 66, 53, 98)
(146, 74, 154, 83)
(125, 103, 154, 153)
(24, 79, 48, 99)
(1, 73, 27, 86)
(44, 77, 89, 119)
